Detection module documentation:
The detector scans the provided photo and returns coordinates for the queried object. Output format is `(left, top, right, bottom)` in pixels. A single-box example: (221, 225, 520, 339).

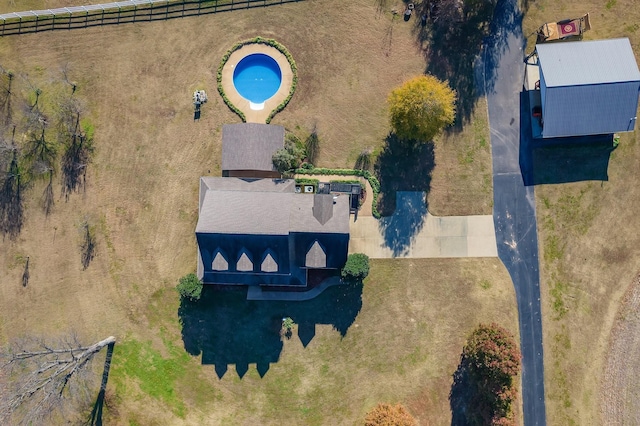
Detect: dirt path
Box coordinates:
(600, 273, 640, 424)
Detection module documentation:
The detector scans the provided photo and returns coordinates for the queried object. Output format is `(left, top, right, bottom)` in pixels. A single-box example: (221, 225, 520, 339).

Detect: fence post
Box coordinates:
(35, 15, 38, 32)
(165, 0, 169, 19)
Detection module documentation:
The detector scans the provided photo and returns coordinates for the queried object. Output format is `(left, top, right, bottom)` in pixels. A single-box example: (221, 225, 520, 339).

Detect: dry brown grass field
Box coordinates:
(523, 1, 640, 424)
(0, 0, 505, 424)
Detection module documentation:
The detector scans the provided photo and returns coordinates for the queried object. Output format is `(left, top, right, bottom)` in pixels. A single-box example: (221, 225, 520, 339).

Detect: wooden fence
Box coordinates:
(0, 0, 302, 36)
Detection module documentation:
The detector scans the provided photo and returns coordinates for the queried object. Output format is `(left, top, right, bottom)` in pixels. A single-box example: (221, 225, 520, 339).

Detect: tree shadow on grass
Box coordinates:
(374, 133, 434, 256)
(449, 356, 473, 426)
(88, 341, 115, 426)
(450, 354, 496, 426)
(178, 283, 362, 379)
(415, 0, 524, 128)
(0, 150, 24, 240)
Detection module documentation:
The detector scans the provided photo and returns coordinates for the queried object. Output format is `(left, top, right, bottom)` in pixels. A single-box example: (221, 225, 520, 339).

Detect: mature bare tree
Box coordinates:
(0, 68, 14, 128)
(57, 97, 93, 199)
(0, 148, 25, 239)
(0, 334, 116, 425)
(80, 220, 97, 270)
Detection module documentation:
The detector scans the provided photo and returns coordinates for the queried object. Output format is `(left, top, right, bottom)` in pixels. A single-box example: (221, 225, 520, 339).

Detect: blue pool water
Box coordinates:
(233, 54, 282, 104)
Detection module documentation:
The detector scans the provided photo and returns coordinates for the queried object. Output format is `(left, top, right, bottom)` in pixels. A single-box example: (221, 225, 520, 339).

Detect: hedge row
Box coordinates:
(294, 167, 381, 218)
(216, 36, 298, 124)
(295, 177, 320, 188)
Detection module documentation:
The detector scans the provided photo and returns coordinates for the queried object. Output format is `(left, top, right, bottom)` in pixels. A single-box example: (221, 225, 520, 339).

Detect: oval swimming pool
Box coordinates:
(233, 53, 282, 104)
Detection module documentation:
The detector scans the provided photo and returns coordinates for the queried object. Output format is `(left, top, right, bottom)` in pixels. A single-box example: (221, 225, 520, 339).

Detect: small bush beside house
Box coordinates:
(177, 273, 203, 302)
(341, 253, 370, 282)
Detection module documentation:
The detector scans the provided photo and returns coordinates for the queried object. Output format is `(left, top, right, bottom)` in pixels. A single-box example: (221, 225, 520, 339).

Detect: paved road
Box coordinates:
(483, 0, 547, 424)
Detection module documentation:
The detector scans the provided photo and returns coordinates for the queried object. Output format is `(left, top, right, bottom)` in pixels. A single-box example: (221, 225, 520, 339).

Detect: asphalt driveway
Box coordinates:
(483, 0, 547, 424)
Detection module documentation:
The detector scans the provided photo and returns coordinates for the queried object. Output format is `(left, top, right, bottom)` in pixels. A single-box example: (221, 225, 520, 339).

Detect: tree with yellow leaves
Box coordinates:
(388, 75, 456, 142)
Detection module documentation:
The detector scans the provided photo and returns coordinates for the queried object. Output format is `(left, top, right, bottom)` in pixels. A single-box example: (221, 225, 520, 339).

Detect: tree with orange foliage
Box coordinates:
(450, 323, 521, 425)
(364, 403, 417, 426)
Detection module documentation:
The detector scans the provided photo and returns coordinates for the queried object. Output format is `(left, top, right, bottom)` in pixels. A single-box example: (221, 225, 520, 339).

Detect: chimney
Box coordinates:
(312, 194, 334, 225)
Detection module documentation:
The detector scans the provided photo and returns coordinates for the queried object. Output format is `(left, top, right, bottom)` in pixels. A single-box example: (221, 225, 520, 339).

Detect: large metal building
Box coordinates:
(535, 38, 640, 138)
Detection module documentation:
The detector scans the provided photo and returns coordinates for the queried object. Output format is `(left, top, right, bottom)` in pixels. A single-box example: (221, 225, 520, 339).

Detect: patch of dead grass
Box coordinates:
(429, 98, 493, 216)
(0, 0, 500, 423)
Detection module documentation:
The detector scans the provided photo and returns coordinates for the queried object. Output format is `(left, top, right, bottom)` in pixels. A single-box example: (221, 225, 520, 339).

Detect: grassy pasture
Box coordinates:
(0, 0, 502, 423)
(523, 1, 640, 424)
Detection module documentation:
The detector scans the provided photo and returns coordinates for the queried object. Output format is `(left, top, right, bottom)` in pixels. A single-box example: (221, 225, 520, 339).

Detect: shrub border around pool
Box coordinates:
(217, 37, 298, 124)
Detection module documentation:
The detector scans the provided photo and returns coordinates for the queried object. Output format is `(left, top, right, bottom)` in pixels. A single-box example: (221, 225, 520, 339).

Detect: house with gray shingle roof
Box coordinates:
(534, 38, 640, 138)
(222, 123, 284, 178)
(196, 177, 350, 287)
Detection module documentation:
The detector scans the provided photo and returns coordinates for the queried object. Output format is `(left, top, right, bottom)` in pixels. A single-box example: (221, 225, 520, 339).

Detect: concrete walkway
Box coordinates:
(247, 277, 341, 301)
(348, 192, 497, 258)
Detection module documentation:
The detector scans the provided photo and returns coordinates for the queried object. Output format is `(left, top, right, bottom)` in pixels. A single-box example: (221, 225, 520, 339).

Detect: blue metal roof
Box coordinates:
(537, 38, 640, 87)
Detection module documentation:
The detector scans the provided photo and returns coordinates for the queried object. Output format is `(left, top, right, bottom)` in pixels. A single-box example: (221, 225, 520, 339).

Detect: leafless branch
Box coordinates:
(0, 335, 115, 425)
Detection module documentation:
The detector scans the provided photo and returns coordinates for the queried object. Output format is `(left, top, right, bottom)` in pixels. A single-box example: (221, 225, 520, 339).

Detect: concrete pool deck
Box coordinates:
(220, 43, 294, 123)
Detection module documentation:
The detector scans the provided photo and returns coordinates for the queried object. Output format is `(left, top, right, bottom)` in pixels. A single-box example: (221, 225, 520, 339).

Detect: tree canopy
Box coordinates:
(272, 133, 305, 174)
(454, 323, 522, 425)
(388, 75, 456, 142)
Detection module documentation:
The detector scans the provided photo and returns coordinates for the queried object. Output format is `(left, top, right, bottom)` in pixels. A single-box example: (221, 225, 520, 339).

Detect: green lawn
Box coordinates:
(107, 259, 519, 425)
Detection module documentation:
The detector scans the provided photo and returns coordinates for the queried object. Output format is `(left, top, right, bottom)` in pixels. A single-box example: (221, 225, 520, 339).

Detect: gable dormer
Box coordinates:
(212, 249, 229, 271)
(305, 240, 326, 268)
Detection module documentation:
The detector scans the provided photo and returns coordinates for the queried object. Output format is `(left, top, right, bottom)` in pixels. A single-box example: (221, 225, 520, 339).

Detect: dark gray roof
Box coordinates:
(196, 176, 350, 285)
(196, 178, 350, 235)
(197, 191, 292, 235)
(537, 38, 640, 87)
(222, 123, 285, 172)
(290, 194, 350, 234)
(199, 177, 294, 212)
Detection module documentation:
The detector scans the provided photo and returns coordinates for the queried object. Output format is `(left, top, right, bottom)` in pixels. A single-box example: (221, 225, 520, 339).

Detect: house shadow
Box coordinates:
(178, 283, 362, 379)
(415, 0, 522, 127)
(374, 134, 434, 256)
(519, 91, 615, 186)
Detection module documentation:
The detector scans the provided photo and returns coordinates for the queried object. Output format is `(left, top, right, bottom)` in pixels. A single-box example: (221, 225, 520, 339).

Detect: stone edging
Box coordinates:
(217, 36, 298, 123)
